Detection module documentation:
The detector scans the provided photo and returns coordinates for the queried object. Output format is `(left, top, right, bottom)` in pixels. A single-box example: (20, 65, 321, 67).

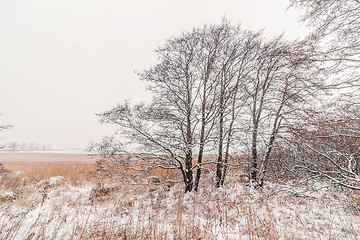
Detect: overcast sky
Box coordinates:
(0, 0, 308, 150)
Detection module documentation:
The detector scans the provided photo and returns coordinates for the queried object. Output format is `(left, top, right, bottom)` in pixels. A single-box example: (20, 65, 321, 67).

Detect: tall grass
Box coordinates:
(1, 168, 359, 240)
(0, 153, 97, 183)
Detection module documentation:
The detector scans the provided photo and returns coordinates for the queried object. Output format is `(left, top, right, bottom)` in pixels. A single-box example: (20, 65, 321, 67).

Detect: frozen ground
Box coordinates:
(0, 173, 359, 239)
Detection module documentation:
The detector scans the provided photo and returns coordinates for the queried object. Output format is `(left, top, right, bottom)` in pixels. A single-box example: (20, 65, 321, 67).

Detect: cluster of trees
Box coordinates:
(92, 1, 359, 192)
(91, 20, 321, 192)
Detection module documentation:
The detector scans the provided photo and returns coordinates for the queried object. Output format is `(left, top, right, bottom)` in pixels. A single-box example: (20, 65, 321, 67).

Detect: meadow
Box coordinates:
(0, 153, 97, 182)
(0, 153, 359, 239)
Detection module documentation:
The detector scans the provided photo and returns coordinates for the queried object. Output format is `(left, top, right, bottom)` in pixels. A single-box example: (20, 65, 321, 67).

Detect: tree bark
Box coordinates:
(216, 97, 225, 188)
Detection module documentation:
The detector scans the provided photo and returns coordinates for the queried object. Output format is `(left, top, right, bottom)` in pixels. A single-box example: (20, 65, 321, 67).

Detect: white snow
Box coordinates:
(0, 176, 359, 239)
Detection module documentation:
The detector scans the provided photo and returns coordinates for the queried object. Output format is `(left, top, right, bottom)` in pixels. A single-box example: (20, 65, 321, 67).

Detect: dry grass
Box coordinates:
(1, 153, 359, 239)
(0, 153, 97, 183)
(95, 153, 246, 184)
(0, 153, 239, 183)
(1, 170, 359, 240)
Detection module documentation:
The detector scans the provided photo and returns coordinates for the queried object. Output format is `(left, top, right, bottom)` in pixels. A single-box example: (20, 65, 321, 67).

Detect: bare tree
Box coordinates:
(193, 21, 234, 191)
(290, 104, 360, 190)
(92, 18, 327, 190)
(214, 31, 262, 188)
(92, 21, 254, 192)
(289, 0, 360, 190)
(93, 20, 285, 191)
(99, 28, 201, 192)
(243, 36, 321, 187)
(290, 0, 360, 92)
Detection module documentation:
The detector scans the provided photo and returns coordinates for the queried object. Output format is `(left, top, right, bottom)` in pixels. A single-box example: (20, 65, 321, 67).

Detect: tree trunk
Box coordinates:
(194, 78, 208, 191)
(185, 151, 193, 192)
(219, 145, 230, 187)
(194, 143, 204, 191)
(258, 118, 279, 187)
(216, 101, 224, 188)
(250, 124, 258, 184)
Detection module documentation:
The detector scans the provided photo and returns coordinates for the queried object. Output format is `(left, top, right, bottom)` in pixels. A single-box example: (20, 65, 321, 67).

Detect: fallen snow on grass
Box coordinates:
(0, 175, 359, 239)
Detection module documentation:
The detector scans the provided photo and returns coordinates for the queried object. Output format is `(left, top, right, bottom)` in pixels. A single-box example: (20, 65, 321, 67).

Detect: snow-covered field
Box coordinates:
(1, 171, 359, 240)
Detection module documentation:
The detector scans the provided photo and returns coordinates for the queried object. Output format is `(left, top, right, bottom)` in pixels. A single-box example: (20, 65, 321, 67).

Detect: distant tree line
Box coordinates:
(91, 0, 359, 192)
(8, 142, 53, 152)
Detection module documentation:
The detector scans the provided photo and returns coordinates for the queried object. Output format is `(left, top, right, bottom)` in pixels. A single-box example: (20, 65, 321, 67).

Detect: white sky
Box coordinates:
(0, 0, 308, 150)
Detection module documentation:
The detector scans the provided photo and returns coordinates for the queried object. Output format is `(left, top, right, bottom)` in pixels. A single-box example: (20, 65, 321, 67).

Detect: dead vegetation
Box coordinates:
(0, 153, 359, 239)
(0, 167, 359, 239)
(0, 162, 8, 176)
(0, 153, 97, 183)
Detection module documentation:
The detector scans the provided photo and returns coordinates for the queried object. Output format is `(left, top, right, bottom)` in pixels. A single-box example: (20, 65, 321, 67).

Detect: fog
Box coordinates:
(0, 0, 307, 150)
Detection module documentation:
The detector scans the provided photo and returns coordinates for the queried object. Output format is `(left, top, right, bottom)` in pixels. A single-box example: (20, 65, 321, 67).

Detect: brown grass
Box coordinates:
(1, 172, 359, 240)
(0, 152, 359, 239)
(95, 154, 246, 184)
(0, 153, 97, 182)
(0, 153, 246, 185)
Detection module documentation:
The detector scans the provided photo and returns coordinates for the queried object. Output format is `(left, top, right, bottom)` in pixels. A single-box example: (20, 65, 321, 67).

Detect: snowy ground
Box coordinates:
(0, 173, 359, 240)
